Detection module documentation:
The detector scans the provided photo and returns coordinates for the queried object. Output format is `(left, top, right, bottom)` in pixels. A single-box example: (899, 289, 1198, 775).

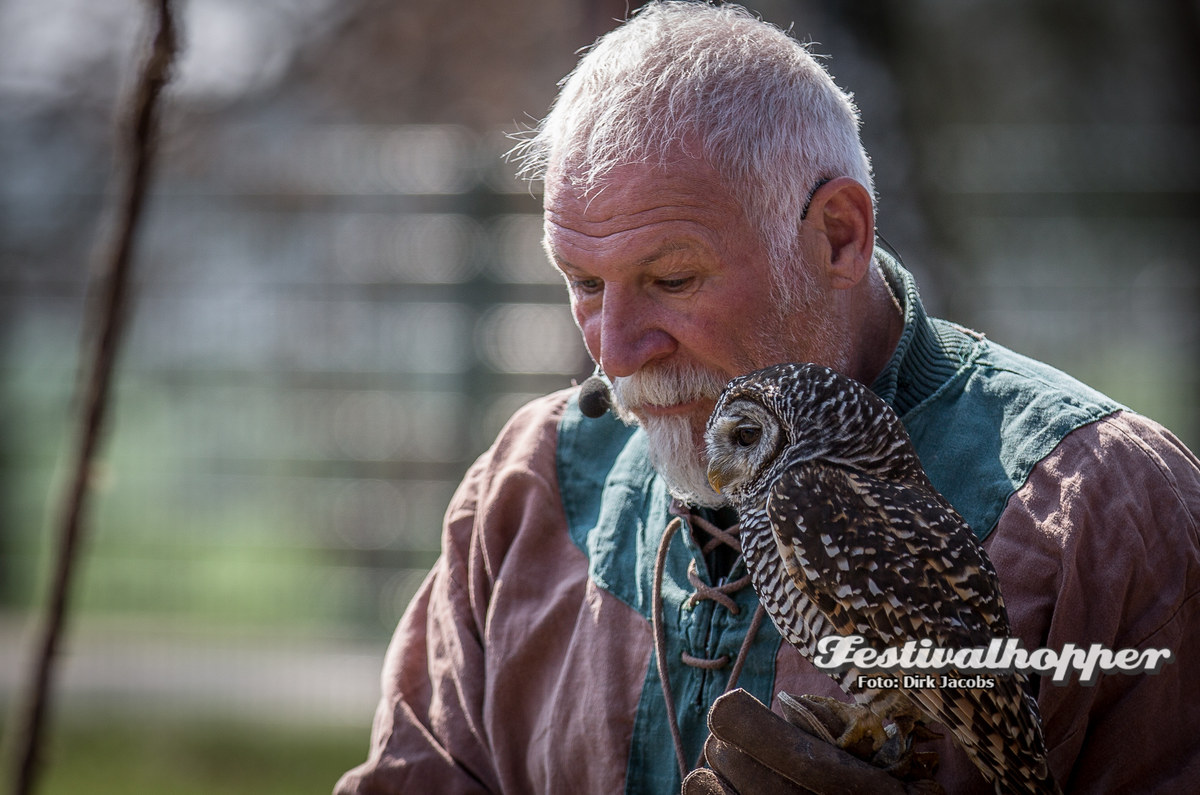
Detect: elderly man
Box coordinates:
(336, 3, 1200, 793)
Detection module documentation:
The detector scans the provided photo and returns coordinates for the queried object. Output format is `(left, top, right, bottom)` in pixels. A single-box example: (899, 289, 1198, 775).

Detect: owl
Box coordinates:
(704, 362, 1058, 794)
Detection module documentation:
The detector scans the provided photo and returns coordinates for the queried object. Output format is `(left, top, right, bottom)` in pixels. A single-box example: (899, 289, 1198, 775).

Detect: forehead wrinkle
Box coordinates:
(543, 198, 718, 234)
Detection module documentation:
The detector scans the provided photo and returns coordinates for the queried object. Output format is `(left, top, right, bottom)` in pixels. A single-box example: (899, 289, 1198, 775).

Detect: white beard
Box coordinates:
(641, 414, 727, 508)
(609, 362, 729, 508)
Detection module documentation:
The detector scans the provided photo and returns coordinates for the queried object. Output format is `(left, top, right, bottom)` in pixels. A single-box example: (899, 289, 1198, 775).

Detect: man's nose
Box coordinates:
(591, 288, 676, 379)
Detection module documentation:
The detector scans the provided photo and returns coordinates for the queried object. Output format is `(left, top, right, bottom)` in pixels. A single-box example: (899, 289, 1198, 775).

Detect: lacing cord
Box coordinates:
(652, 507, 768, 780)
(683, 513, 751, 613)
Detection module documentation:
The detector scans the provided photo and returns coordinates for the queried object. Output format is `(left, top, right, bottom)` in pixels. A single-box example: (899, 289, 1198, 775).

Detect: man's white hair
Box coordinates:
(512, 0, 874, 272)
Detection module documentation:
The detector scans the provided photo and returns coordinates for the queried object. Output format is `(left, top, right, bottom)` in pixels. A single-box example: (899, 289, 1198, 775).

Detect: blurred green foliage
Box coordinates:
(4, 717, 368, 795)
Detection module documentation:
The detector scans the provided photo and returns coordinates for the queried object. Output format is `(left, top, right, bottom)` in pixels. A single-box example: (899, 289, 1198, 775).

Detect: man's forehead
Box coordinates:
(542, 195, 736, 274)
(544, 155, 730, 210)
(542, 162, 742, 245)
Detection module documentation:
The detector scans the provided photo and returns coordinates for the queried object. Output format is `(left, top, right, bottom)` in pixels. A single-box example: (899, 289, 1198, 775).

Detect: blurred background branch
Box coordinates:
(5, 2, 176, 793)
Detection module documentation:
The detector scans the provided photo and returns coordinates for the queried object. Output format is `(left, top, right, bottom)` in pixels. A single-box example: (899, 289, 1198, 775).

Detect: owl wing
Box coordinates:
(766, 460, 1008, 647)
(765, 462, 1054, 792)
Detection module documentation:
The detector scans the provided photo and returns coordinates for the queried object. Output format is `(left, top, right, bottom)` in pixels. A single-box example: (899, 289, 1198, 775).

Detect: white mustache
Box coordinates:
(610, 363, 728, 415)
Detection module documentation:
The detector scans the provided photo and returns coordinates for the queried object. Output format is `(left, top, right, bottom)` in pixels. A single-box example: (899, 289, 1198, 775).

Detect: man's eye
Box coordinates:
(657, 276, 694, 292)
(734, 425, 762, 447)
(571, 278, 602, 294)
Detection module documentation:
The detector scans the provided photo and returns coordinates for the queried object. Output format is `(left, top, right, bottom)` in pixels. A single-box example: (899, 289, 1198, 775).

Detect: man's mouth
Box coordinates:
(631, 394, 725, 422)
(636, 399, 706, 418)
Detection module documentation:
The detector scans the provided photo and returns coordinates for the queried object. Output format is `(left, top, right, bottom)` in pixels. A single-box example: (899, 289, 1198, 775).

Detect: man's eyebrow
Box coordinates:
(549, 252, 577, 272)
(633, 241, 696, 267)
(552, 240, 699, 273)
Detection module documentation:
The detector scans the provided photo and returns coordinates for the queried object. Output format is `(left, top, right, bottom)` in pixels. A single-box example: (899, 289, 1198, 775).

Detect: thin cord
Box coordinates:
(652, 517, 689, 781)
(652, 513, 768, 779)
(725, 604, 766, 693)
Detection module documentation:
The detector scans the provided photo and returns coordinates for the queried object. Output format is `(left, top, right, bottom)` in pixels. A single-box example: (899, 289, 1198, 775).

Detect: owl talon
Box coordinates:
(779, 692, 940, 783)
(780, 694, 889, 759)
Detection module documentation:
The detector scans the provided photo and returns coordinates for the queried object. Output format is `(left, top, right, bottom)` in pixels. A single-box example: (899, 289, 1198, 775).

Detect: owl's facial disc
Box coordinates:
(704, 399, 780, 496)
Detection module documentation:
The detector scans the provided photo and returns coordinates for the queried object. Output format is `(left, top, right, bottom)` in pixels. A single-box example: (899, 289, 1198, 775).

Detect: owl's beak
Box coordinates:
(707, 466, 727, 495)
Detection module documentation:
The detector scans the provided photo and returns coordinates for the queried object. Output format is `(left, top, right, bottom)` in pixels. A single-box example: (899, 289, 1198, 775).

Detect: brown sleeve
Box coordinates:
(334, 392, 571, 795)
(985, 410, 1200, 793)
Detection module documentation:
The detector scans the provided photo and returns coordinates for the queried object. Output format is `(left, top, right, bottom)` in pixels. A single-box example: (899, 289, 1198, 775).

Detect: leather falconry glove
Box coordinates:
(681, 689, 944, 795)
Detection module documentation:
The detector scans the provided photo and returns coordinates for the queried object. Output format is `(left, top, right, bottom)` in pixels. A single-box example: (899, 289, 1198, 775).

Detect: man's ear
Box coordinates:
(805, 177, 875, 289)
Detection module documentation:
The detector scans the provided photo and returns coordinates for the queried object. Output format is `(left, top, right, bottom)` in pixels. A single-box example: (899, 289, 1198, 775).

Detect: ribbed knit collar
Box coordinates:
(869, 249, 980, 417)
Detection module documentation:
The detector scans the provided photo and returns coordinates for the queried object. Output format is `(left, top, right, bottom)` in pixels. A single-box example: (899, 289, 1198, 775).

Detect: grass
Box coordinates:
(5, 716, 371, 795)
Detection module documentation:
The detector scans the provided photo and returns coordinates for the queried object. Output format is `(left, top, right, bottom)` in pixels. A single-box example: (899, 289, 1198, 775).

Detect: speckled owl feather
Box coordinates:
(705, 362, 1058, 795)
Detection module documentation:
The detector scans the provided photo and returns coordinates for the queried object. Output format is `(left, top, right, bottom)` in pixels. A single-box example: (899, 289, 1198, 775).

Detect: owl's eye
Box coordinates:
(734, 425, 762, 447)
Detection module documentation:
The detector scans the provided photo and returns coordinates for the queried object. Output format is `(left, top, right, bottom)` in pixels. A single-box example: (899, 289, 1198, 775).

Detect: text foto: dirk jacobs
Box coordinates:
(857, 674, 997, 689)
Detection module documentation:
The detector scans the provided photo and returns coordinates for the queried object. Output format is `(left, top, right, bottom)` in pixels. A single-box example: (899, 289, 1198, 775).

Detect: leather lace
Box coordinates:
(652, 503, 767, 780)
